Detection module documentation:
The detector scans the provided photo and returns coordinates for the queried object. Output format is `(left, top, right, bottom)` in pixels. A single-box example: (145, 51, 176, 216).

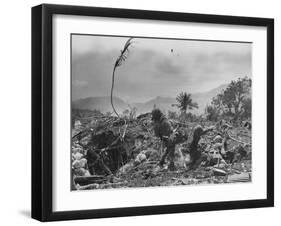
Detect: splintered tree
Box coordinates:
(110, 38, 134, 117)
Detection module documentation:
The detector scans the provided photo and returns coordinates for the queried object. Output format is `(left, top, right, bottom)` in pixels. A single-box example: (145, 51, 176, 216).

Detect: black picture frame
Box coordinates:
(32, 3, 274, 222)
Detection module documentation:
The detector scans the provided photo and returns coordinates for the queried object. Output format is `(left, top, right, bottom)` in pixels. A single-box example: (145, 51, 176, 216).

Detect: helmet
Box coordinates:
(151, 108, 163, 122)
(193, 125, 204, 138)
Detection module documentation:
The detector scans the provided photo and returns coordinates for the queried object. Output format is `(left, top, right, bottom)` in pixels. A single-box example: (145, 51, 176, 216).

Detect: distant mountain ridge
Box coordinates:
(72, 96, 128, 113)
(72, 84, 228, 115)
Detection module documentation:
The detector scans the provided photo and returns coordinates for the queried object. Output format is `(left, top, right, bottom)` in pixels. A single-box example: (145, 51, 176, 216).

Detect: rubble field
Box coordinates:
(71, 110, 252, 191)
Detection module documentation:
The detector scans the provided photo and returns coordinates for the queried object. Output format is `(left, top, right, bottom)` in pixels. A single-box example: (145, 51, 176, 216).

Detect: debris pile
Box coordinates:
(71, 110, 252, 190)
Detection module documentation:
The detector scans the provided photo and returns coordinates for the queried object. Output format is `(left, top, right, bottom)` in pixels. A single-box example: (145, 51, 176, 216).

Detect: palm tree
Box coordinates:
(110, 38, 134, 117)
(175, 92, 198, 114)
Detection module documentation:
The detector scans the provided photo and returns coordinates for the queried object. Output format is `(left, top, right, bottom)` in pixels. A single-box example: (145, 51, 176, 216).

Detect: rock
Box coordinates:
(151, 165, 161, 174)
(144, 148, 159, 161)
(83, 169, 91, 176)
(72, 147, 83, 154)
(72, 158, 87, 169)
(74, 168, 90, 176)
(212, 168, 227, 176)
(73, 152, 83, 160)
(220, 149, 226, 156)
(118, 161, 134, 175)
(134, 152, 147, 164)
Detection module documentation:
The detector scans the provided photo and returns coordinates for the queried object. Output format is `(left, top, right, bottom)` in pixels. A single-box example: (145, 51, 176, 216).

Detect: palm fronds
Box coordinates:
(114, 38, 134, 68)
(175, 92, 198, 113)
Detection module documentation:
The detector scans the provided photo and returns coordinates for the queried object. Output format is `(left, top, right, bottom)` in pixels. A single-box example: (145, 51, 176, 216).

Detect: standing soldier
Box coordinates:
(151, 109, 186, 170)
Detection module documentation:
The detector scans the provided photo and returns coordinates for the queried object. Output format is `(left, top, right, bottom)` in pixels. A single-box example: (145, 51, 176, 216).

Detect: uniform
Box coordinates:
(152, 109, 176, 170)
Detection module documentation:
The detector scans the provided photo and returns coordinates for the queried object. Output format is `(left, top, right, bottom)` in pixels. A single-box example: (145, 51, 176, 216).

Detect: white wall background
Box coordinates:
(0, 0, 278, 225)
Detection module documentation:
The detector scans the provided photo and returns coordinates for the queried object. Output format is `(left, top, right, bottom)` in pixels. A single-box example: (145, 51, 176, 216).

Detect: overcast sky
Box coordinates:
(72, 35, 252, 103)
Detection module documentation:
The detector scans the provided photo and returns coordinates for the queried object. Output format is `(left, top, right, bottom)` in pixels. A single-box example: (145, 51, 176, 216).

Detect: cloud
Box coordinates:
(155, 57, 184, 75)
(189, 50, 251, 83)
(71, 36, 252, 102)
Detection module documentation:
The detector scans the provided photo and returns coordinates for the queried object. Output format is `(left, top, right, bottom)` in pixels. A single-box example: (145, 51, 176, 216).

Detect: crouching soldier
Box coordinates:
(188, 125, 214, 169)
(151, 109, 186, 170)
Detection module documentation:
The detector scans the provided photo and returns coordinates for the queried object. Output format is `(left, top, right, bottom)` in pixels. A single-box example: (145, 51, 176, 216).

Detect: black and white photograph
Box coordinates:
(71, 34, 252, 190)
(29, 2, 274, 222)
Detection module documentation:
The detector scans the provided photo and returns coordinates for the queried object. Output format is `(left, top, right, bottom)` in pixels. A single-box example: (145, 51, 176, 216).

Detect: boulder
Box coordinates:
(72, 158, 87, 169)
(73, 152, 84, 160)
(143, 148, 159, 161)
(118, 161, 134, 175)
(134, 152, 147, 164)
(72, 147, 83, 154)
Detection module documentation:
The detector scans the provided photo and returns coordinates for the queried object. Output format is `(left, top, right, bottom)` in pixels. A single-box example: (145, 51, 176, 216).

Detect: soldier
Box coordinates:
(188, 125, 214, 169)
(151, 109, 173, 168)
(151, 109, 187, 170)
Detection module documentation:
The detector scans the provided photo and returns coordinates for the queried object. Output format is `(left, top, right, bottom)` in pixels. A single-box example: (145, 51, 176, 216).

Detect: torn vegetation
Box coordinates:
(71, 38, 252, 191)
(71, 109, 251, 190)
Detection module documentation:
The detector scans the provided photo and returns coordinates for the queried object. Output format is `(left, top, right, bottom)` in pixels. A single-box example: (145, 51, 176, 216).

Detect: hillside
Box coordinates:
(192, 84, 227, 114)
(72, 96, 128, 113)
(72, 84, 227, 115)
